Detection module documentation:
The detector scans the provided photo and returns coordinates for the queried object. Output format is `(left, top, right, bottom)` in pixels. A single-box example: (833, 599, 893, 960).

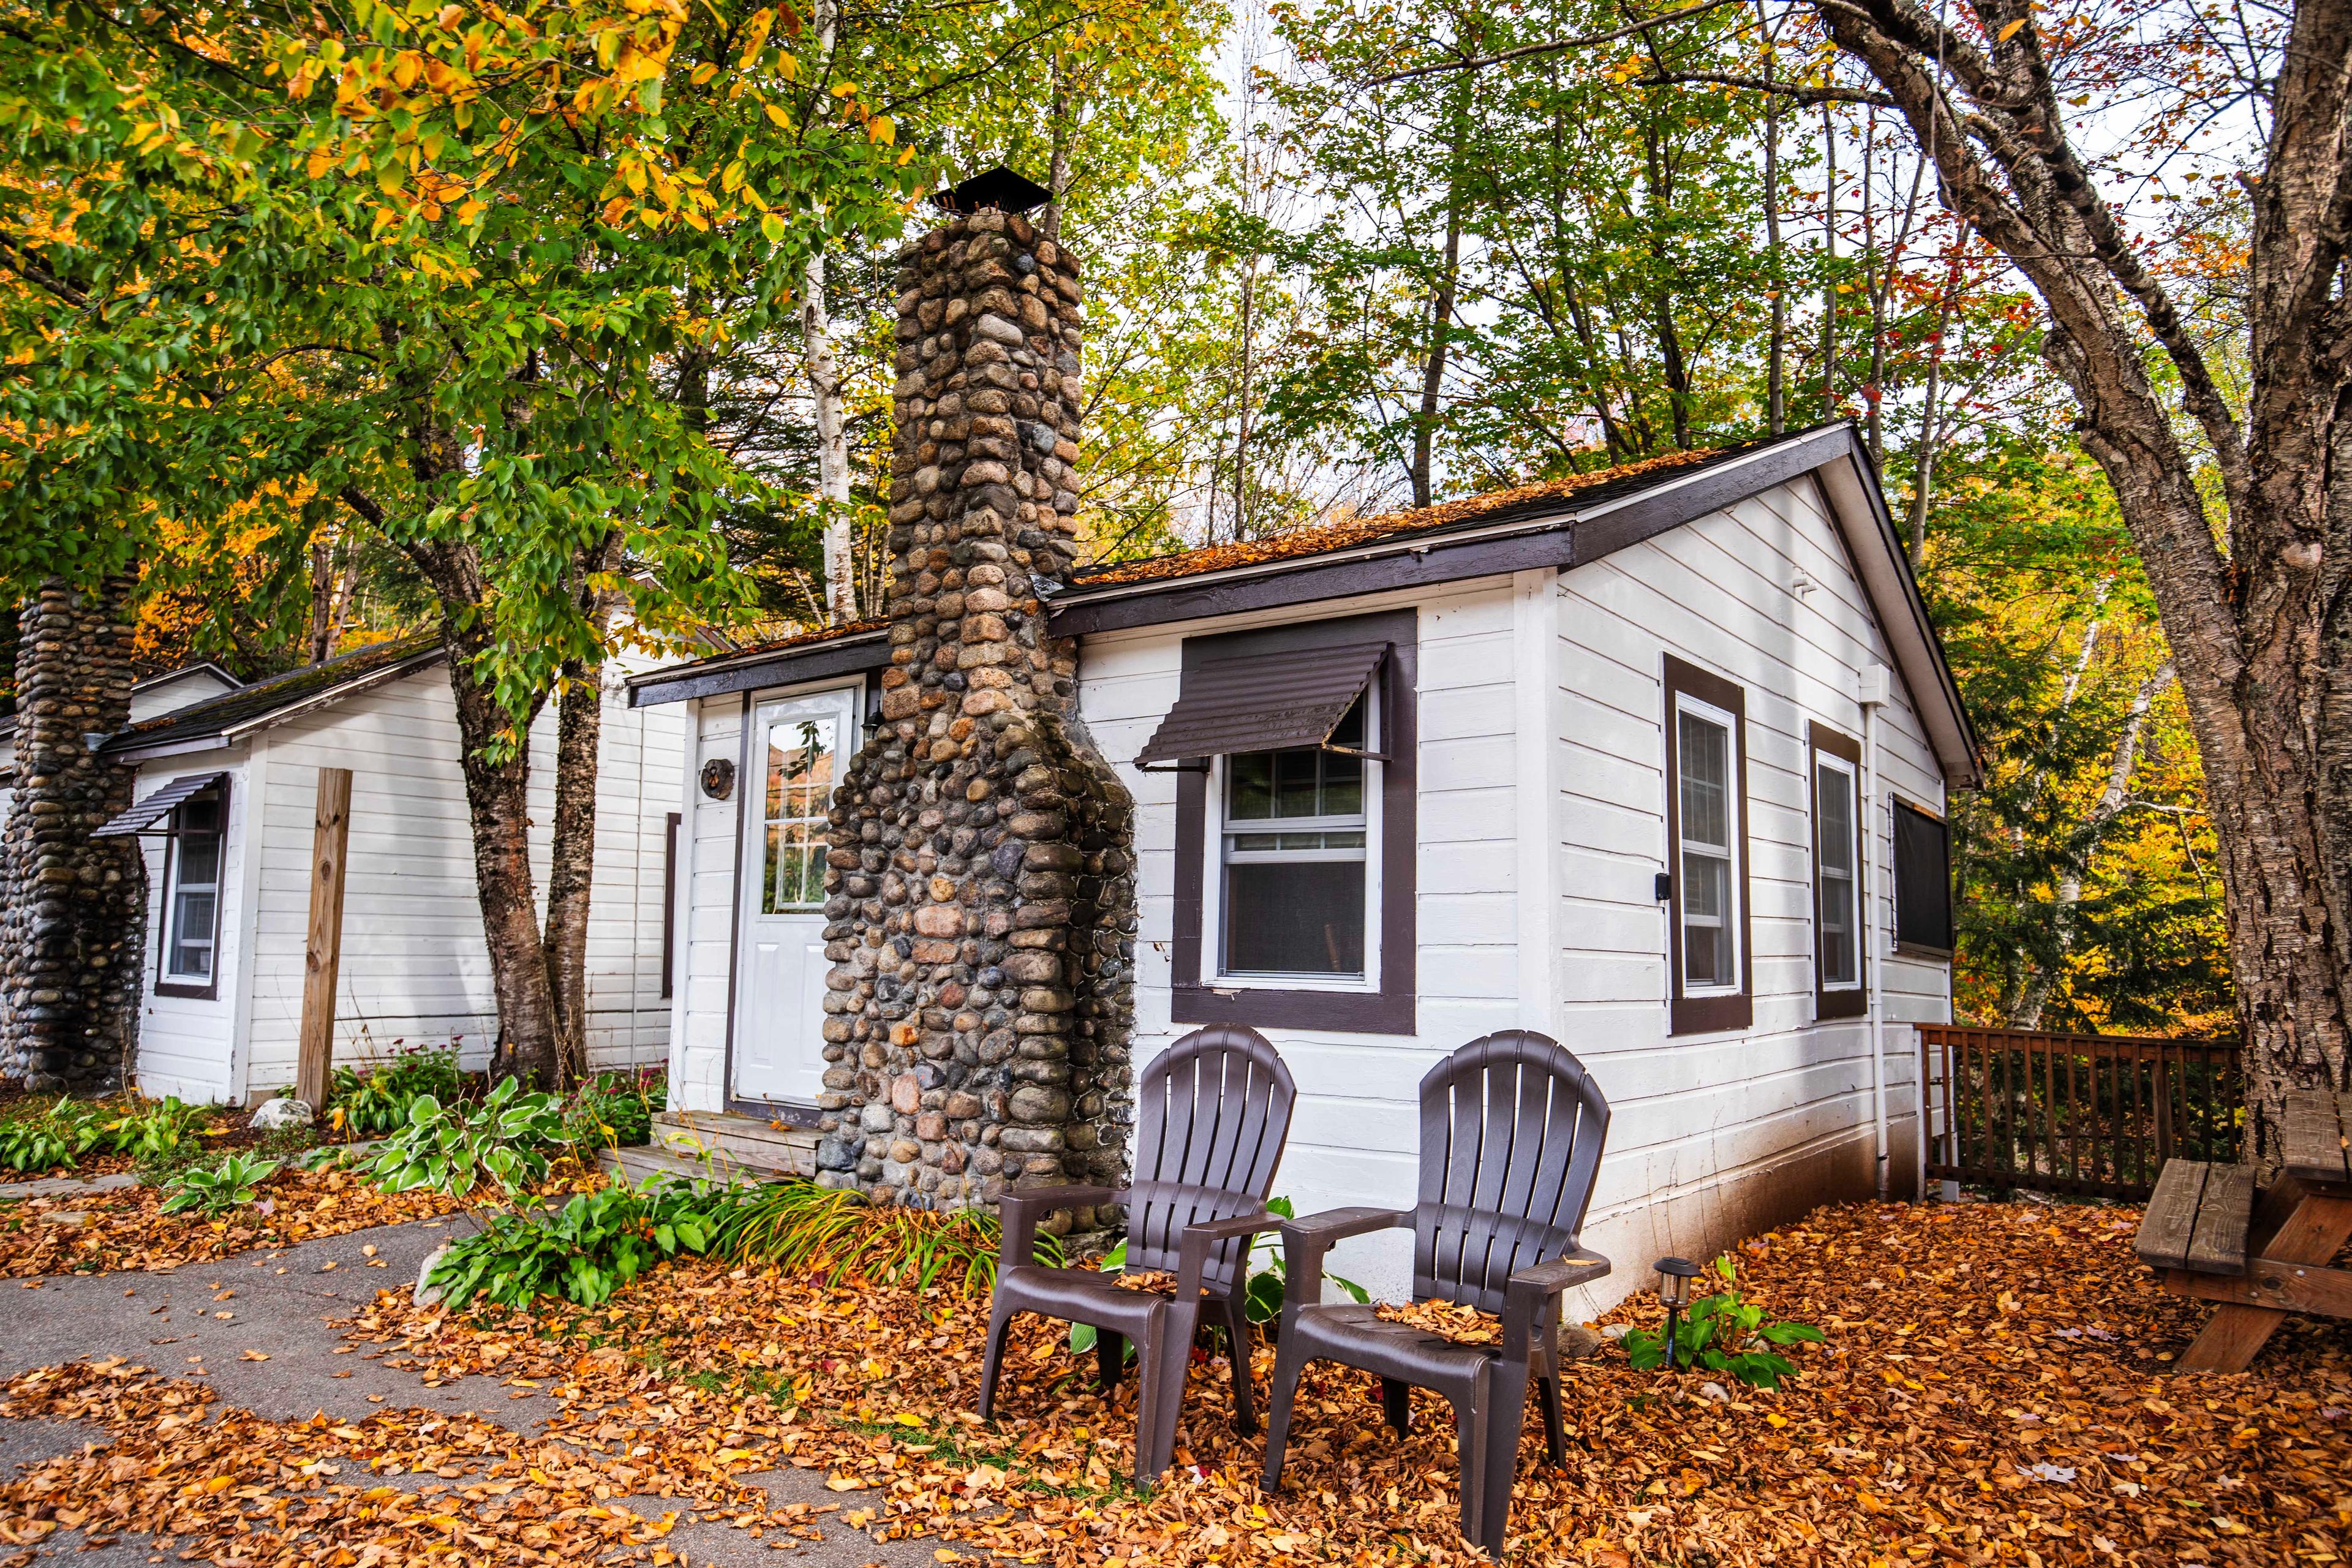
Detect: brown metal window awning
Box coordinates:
(1135, 641, 1387, 767)
(92, 772, 226, 837)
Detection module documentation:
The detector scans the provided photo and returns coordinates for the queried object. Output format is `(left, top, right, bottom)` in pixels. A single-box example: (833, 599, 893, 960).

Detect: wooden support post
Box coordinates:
(295, 767, 353, 1112)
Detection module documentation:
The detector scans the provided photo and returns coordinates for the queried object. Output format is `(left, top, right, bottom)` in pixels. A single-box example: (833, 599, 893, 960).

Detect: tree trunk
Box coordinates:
(444, 620, 563, 1087)
(803, 0, 854, 624)
(1760, 15, 1785, 436)
(306, 506, 347, 665)
(1806, 0, 2352, 1158)
(1412, 193, 1463, 507)
(540, 660, 602, 1088)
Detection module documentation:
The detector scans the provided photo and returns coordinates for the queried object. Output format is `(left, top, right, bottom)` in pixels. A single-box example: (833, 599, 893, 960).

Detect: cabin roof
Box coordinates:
(102, 634, 443, 761)
(624, 423, 1978, 784)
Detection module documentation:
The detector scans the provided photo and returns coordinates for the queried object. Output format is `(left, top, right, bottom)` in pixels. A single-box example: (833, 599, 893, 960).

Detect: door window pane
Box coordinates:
(1677, 707, 1736, 990)
(763, 715, 837, 913)
(1816, 760, 1858, 987)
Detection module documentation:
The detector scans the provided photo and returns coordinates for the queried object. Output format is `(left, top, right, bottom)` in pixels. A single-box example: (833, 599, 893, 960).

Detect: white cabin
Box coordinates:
(2, 639, 687, 1103)
(633, 425, 1975, 1308)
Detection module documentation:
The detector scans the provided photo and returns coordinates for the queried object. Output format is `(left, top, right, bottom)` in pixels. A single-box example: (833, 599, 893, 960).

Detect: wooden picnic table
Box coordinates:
(2135, 1087, 2352, 1372)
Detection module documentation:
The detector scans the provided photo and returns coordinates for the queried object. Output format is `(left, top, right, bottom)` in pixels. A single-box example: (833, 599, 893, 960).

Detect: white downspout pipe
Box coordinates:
(1858, 665, 1893, 1200)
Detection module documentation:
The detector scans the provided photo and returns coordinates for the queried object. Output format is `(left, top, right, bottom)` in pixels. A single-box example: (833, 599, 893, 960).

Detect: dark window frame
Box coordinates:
(1172, 608, 1417, 1035)
(1892, 797, 1955, 959)
(1808, 722, 1868, 1020)
(154, 778, 230, 1001)
(1662, 655, 1752, 1035)
(661, 810, 681, 1000)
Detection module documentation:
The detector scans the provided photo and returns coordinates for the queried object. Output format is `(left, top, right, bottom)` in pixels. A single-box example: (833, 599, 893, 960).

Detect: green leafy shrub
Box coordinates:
(366, 1077, 567, 1199)
(99, 1097, 211, 1161)
(716, 1180, 1061, 1295)
(426, 1176, 726, 1308)
(1621, 1255, 1825, 1389)
(1069, 1195, 1368, 1354)
(560, 1068, 665, 1151)
(159, 1153, 282, 1216)
(0, 1098, 104, 1172)
(330, 1043, 465, 1136)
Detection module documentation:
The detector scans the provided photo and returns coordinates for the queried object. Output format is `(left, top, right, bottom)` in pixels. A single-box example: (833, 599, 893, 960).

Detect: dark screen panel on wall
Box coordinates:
(1893, 801, 1953, 954)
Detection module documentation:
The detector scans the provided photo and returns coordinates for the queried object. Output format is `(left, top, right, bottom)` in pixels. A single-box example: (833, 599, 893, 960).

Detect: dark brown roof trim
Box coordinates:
(627, 626, 891, 707)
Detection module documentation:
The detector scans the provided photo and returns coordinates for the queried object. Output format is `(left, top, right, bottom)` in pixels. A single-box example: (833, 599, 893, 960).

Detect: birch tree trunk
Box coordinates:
(2010, 663, 2174, 1028)
(802, 0, 854, 624)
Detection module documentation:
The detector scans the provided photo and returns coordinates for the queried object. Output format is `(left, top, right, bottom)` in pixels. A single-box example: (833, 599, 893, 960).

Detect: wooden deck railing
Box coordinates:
(1919, 1025, 2242, 1199)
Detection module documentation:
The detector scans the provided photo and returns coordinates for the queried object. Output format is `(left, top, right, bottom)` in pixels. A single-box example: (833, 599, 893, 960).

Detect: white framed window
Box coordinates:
(1815, 754, 1861, 988)
(1206, 692, 1382, 989)
(1675, 696, 1741, 992)
(159, 788, 226, 991)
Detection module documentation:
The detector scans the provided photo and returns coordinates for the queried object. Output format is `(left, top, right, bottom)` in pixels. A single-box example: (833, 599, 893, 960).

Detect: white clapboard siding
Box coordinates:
(1551, 478, 1949, 1312)
(201, 657, 679, 1096)
(1084, 579, 1526, 1300)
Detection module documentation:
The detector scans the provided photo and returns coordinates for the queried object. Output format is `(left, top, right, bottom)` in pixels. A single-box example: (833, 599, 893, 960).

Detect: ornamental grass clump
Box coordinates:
(715, 1180, 1063, 1295)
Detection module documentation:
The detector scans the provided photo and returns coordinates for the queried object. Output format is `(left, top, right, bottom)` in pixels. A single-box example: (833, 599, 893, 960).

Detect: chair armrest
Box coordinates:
(1174, 1210, 1284, 1300)
(997, 1185, 1122, 1271)
(1276, 1206, 1413, 1321)
(1503, 1248, 1610, 1357)
(1280, 1205, 1414, 1246)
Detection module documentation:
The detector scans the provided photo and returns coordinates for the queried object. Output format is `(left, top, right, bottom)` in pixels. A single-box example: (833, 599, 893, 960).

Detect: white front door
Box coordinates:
(733, 686, 860, 1106)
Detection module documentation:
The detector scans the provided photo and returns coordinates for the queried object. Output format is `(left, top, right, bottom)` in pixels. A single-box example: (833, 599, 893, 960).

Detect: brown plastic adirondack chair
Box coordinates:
(1261, 1030, 1611, 1556)
(979, 1025, 1297, 1483)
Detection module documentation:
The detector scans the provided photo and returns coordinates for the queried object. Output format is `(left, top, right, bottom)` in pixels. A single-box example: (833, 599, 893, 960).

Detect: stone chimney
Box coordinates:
(1, 580, 143, 1090)
(813, 202, 1136, 1224)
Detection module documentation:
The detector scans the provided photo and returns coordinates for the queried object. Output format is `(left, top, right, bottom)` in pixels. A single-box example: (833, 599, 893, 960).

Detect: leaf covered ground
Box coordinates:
(5, 1196, 2348, 1566)
(0, 1163, 597, 1278)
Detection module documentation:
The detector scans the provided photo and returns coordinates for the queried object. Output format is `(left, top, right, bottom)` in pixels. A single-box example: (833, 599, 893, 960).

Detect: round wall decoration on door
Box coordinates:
(699, 758, 736, 801)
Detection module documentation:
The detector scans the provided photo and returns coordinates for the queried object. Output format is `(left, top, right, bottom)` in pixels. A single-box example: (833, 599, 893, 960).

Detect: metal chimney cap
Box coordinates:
(932, 164, 1052, 216)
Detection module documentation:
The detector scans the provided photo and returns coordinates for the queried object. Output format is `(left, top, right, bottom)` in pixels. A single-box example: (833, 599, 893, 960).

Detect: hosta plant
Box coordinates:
(366, 1077, 567, 1200)
(330, 1043, 466, 1136)
(1620, 1254, 1825, 1389)
(426, 1176, 727, 1309)
(160, 1153, 282, 1216)
(100, 1096, 211, 1161)
(0, 1099, 105, 1172)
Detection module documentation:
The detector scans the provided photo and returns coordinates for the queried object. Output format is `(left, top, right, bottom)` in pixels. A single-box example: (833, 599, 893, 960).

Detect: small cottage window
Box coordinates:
(1218, 695, 1373, 978)
(1809, 723, 1867, 1019)
(1893, 799, 1954, 956)
(1663, 656, 1751, 1033)
(159, 785, 227, 995)
(1158, 608, 1418, 1035)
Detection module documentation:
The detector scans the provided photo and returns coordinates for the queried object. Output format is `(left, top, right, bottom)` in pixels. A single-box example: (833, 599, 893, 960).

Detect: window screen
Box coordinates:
(1676, 707, 1737, 989)
(1221, 695, 1369, 977)
(1893, 801, 1953, 952)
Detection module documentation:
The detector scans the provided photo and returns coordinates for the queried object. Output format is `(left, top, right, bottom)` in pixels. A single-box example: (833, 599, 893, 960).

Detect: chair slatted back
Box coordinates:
(1126, 1025, 1297, 1292)
(1412, 1031, 1610, 1313)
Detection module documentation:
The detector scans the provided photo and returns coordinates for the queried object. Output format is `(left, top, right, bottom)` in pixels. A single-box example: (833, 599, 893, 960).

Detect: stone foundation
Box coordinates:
(1, 580, 143, 1090)
(813, 209, 1135, 1224)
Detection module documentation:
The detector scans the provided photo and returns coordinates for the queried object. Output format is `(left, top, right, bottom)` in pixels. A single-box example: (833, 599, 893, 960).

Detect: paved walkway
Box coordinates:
(2, 1213, 963, 1568)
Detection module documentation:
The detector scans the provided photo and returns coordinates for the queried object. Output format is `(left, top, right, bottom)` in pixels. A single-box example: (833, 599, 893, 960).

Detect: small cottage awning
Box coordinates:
(93, 772, 225, 837)
(1135, 643, 1386, 765)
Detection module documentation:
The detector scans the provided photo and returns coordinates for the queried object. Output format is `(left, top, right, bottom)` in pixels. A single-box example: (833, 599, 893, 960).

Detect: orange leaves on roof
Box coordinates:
(1076, 447, 1726, 590)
